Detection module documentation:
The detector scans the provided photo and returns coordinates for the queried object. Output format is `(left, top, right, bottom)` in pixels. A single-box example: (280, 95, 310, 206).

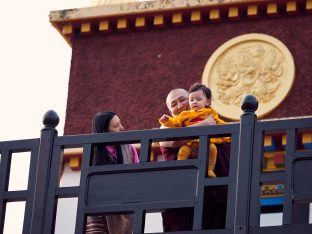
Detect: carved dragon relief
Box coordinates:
(216, 44, 284, 106)
(202, 34, 295, 120)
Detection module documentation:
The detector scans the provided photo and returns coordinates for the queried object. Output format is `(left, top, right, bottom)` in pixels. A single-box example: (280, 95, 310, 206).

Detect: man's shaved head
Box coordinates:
(165, 88, 189, 116)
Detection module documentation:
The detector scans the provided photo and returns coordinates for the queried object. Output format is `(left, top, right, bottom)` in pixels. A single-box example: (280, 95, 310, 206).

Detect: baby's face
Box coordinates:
(189, 90, 210, 111)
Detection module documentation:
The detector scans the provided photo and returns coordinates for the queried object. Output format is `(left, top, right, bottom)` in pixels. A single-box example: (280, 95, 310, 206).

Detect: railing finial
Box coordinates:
(240, 94, 258, 114)
(42, 110, 59, 129)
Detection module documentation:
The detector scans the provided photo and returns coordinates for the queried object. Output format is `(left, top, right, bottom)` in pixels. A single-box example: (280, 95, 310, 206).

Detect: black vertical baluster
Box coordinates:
(226, 133, 239, 229)
(133, 208, 145, 234)
(43, 146, 63, 233)
(0, 149, 11, 234)
(234, 95, 258, 234)
(23, 146, 39, 234)
(30, 110, 59, 234)
(75, 143, 92, 234)
(249, 130, 264, 227)
(139, 138, 150, 163)
(283, 128, 296, 225)
(193, 135, 208, 230)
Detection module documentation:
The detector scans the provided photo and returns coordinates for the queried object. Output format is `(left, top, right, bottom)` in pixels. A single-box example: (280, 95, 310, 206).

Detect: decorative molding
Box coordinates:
(267, 3, 278, 15)
(307, 0, 312, 10)
(190, 11, 202, 23)
(302, 132, 312, 149)
(63, 148, 83, 171)
(153, 15, 165, 28)
(209, 8, 221, 21)
(50, 0, 311, 46)
(286, 1, 297, 13)
(172, 13, 183, 25)
(261, 184, 284, 196)
(62, 25, 73, 35)
(51, 0, 252, 22)
(117, 18, 128, 30)
(69, 157, 81, 171)
(247, 5, 259, 17)
(135, 16, 146, 28)
(81, 23, 91, 33)
(228, 7, 240, 19)
(99, 20, 110, 31)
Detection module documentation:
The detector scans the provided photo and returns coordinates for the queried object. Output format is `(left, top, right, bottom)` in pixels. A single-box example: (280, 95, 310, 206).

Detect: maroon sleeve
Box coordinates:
(160, 146, 179, 161)
(214, 142, 231, 177)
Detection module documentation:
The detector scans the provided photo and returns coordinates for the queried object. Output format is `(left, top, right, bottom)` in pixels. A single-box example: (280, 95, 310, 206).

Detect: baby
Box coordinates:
(159, 83, 230, 177)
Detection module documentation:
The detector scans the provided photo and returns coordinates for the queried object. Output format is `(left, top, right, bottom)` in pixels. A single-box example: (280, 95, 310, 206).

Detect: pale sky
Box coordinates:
(0, 1, 89, 232)
(0, 1, 162, 233)
(0, 1, 90, 142)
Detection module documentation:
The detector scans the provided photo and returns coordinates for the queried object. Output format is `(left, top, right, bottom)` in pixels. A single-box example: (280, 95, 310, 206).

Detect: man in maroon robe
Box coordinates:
(159, 88, 231, 231)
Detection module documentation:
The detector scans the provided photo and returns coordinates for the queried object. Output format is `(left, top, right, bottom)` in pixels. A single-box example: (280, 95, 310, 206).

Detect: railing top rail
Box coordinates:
(54, 123, 239, 147)
(256, 116, 312, 131)
(0, 138, 39, 152)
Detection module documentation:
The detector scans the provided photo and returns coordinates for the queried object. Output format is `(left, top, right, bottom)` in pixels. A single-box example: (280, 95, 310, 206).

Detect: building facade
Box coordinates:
(49, 0, 312, 232)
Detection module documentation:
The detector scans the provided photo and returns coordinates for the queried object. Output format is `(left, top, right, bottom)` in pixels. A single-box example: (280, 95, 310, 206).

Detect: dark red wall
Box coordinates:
(64, 14, 312, 135)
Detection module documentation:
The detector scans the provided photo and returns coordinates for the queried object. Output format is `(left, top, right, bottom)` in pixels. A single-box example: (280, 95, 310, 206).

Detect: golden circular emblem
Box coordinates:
(202, 33, 295, 120)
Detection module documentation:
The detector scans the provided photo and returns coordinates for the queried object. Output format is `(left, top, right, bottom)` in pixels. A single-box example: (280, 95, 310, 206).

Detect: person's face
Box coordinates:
(108, 115, 124, 132)
(166, 89, 189, 116)
(189, 89, 211, 111)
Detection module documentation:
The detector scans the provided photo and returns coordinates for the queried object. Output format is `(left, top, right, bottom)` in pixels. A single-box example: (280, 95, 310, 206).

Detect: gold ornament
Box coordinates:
(202, 33, 295, 120)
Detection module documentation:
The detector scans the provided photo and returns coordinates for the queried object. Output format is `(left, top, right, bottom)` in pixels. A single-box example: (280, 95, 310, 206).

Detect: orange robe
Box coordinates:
(160, 107, 231, 143)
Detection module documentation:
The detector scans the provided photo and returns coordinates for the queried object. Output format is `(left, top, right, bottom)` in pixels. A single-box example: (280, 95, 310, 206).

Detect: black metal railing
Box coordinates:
(0, 95, 311, 234)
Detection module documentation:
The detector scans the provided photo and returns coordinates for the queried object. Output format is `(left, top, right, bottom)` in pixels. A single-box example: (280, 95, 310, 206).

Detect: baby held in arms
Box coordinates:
(159, 83, 230, 177)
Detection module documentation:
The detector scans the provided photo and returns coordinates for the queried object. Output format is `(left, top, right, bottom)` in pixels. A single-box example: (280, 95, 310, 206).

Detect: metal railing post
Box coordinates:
(234, 95, 258, 234)
(30, 110, 59, 234)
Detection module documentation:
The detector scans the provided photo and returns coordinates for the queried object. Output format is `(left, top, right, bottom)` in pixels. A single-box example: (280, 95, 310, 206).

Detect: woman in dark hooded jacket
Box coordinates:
(86, 111, 139, 234)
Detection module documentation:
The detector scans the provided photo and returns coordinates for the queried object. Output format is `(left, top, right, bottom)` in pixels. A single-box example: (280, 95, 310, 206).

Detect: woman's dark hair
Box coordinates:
(92, 111, 116, 133)
(188, 83, 212, 100)
(92, 111, 123, 165)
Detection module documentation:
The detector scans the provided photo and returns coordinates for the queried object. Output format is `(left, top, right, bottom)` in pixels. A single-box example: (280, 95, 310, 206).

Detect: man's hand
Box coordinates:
(188, 114, 216, 127)
(190, 142, 199, 158)
(202, 114, 216, 125)
(159, 114, 170, 124)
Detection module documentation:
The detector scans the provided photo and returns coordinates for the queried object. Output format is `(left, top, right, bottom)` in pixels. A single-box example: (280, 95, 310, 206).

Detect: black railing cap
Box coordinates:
(43, 110, 59, 129)
(240, 94, 258, 114)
